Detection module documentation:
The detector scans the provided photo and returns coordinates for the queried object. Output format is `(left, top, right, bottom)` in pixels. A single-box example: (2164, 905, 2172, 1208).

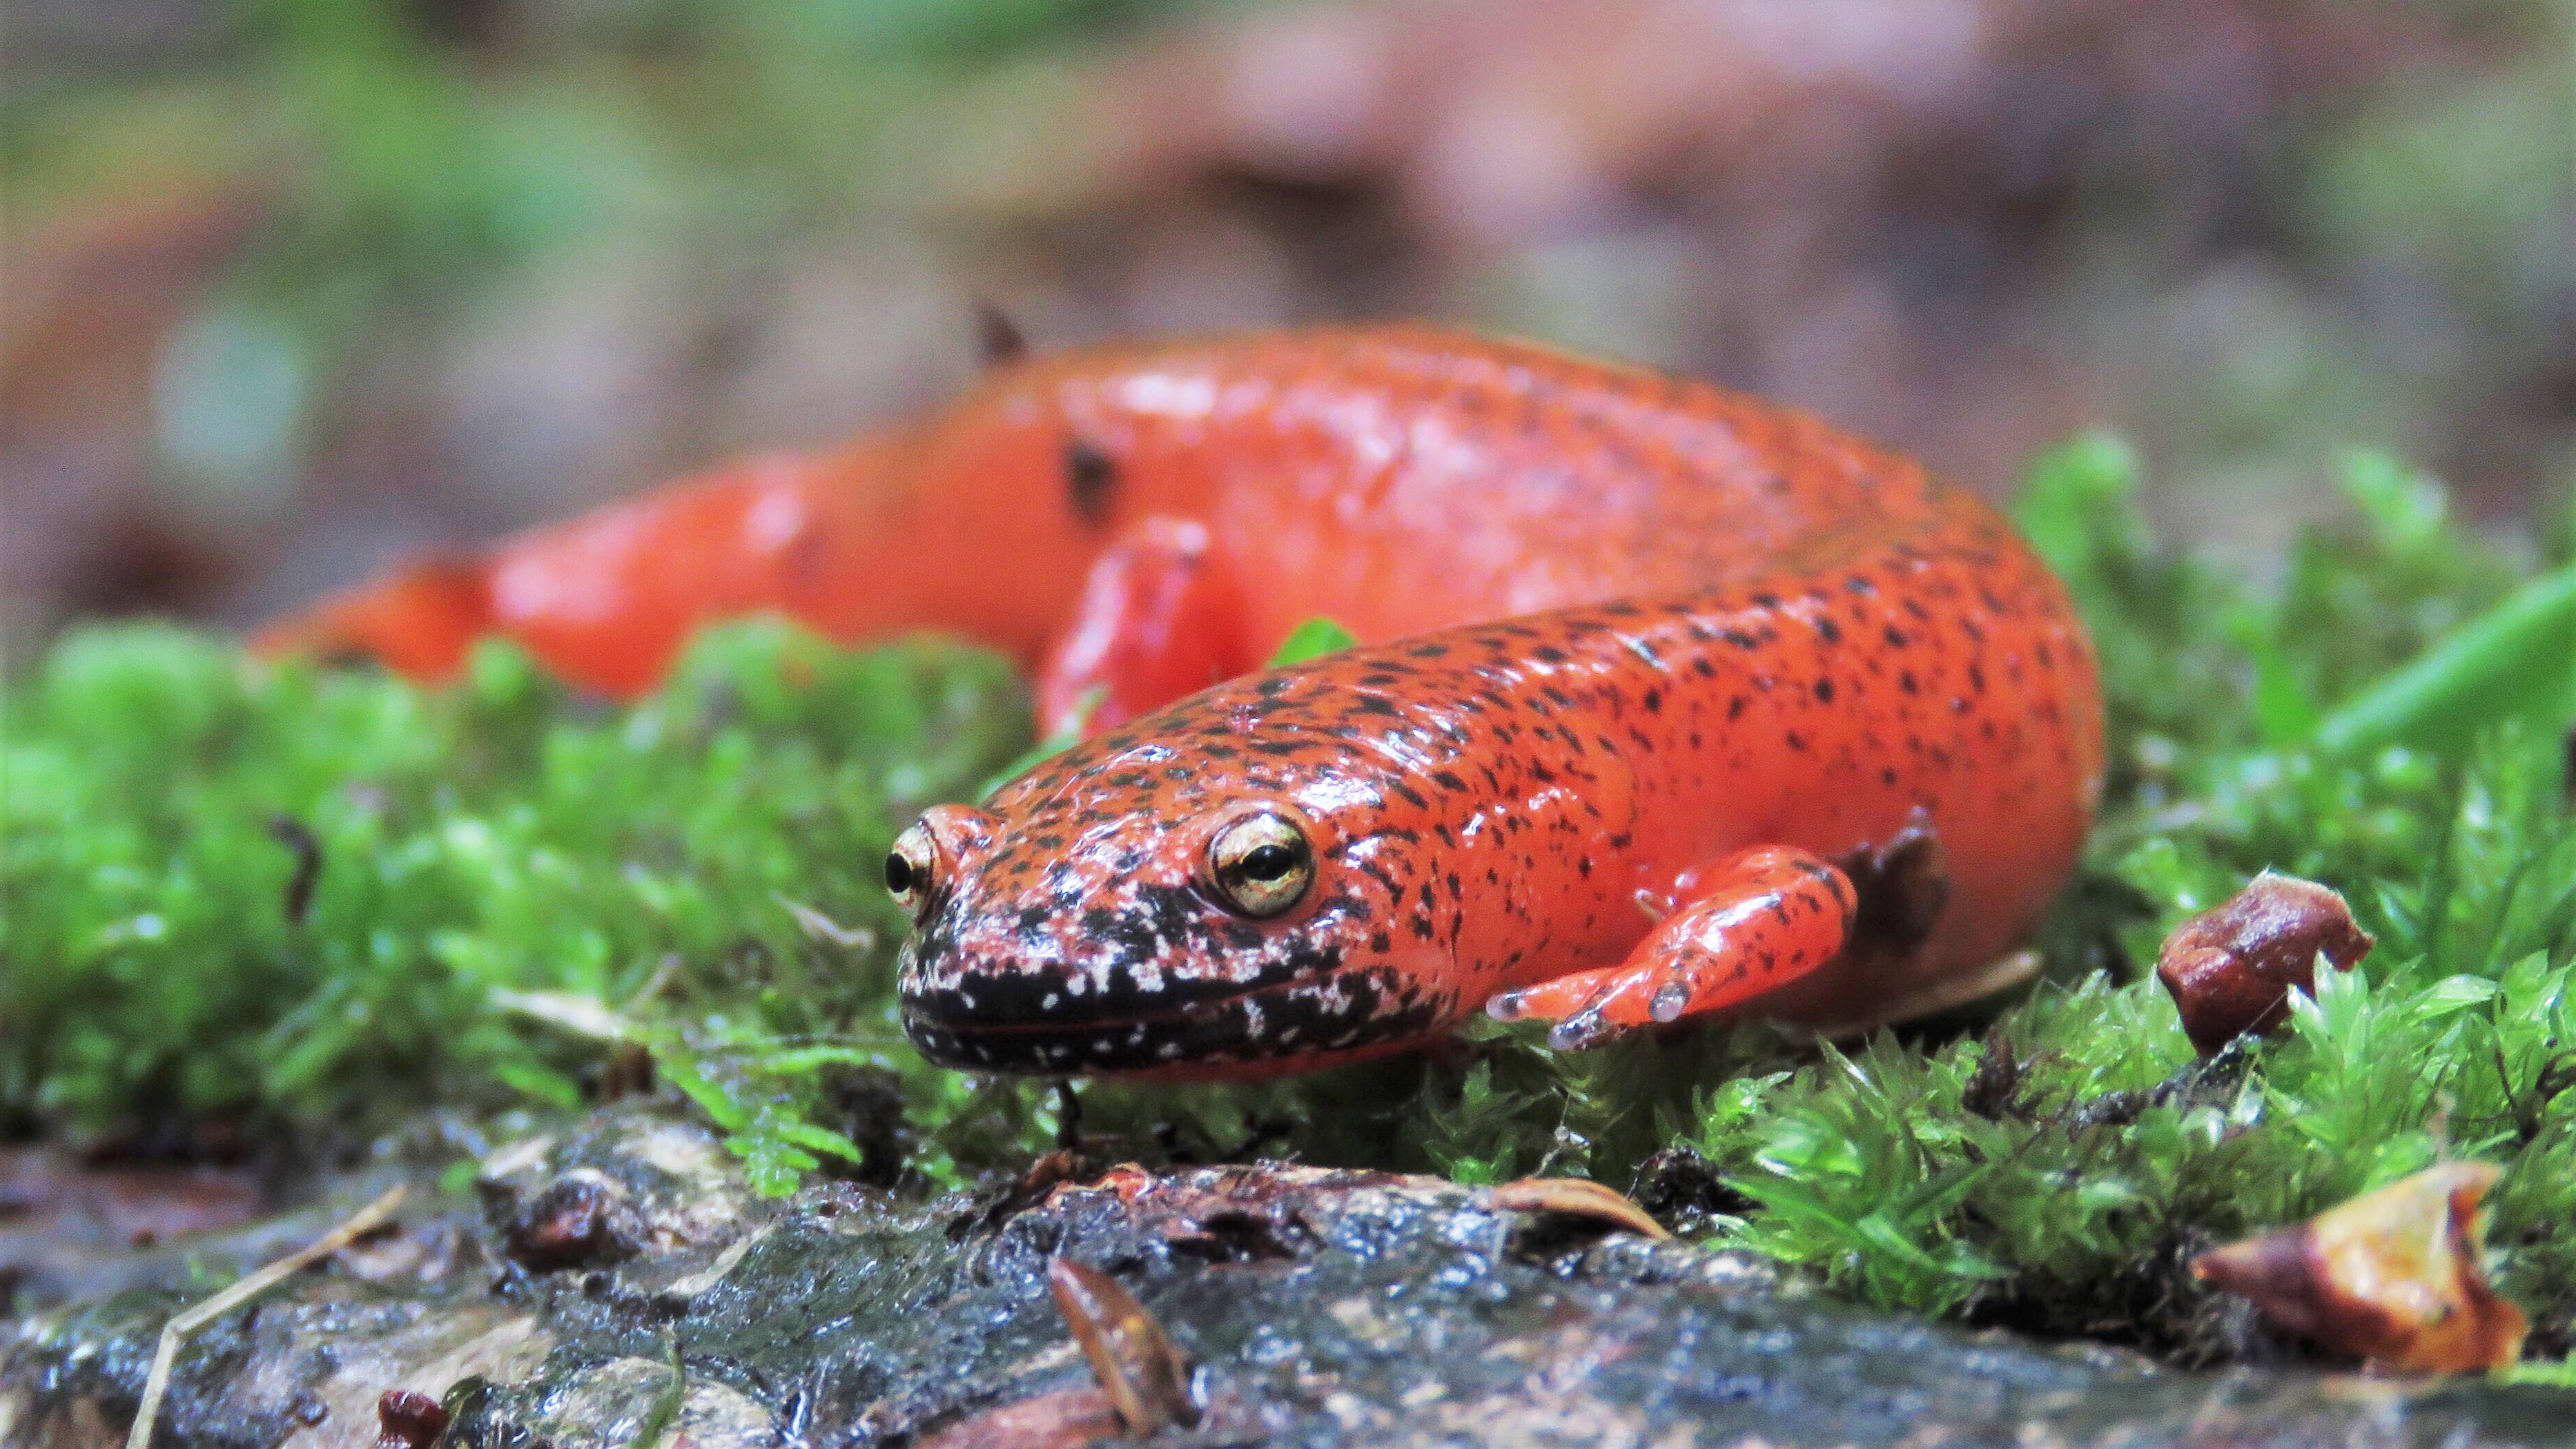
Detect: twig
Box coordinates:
(125, 1185, 407, 1449)
(264, 815, 323, 926)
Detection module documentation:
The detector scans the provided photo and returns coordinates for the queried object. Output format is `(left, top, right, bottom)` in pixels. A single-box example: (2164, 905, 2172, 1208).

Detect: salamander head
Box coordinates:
(892, 690, 1465, 1076)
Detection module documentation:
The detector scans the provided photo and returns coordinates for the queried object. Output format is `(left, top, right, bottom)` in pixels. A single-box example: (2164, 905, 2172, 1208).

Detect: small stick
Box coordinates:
(265, 815, 324, 926)
(1051, 1079, 1083, 1153)
(125, 1185, 407, 1449)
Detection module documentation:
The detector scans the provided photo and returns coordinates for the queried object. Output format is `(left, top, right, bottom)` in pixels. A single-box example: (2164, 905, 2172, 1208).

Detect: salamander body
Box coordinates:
(265, 325, 2105, 1076)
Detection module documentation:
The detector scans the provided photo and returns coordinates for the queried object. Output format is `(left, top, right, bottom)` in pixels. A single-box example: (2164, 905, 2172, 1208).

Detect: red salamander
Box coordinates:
(264, 325, 2106, 1076)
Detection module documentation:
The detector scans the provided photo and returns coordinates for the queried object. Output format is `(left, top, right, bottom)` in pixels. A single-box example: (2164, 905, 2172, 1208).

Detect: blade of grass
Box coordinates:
(2313, 563, 2576, 757)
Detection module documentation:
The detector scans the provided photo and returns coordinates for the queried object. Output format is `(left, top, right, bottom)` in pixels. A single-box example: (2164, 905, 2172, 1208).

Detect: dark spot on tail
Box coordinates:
(1066, 439, 1118, 525)
(975, 299, 1028, 368)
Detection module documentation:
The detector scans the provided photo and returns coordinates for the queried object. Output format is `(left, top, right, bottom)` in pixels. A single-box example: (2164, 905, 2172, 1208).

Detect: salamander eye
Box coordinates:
(886, 821, 938, 920)
(1207, 813, 1313, 918)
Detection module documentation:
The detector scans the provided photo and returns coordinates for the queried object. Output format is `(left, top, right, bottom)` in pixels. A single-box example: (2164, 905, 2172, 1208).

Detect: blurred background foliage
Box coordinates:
(4, 0, 2572, 661)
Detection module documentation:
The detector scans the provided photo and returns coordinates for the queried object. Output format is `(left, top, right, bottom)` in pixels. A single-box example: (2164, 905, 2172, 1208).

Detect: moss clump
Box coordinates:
(1, 621, 1031, 1187)
(7, 439, 2576, 1368)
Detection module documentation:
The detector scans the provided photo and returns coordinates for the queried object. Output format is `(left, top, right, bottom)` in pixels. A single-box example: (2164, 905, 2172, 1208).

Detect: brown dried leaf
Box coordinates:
(2193, 1161, 2528, 1372)
(1044, 1256, 1200, 1435)
(2157, 871, 2375, 1053)
(916, 1387, 1126, 1449)
(1484, 1178, 1670, 1241)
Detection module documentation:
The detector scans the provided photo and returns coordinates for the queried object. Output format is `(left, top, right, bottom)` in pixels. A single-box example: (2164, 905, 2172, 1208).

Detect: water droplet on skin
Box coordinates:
(1650, 982, 1687, 1022)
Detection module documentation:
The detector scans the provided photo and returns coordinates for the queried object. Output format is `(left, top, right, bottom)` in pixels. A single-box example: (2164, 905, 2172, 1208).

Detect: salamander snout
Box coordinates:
(889, 781, 1441, 1076)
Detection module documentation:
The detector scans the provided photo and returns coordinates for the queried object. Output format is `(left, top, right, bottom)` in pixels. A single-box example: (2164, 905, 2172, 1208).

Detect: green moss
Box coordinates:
(7, 439, 2576, 1365)
(1, 620, 1032, 1180)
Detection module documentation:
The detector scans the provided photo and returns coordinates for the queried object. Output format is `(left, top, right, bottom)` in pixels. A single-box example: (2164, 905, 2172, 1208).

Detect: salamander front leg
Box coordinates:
(1486, 845, 1858, 1050)
(1037, 516, 1248, 737)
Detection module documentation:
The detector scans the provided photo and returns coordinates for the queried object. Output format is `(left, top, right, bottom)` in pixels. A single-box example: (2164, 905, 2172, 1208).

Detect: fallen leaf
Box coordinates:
(917, 1388, 1125, 1449)
(1045, 1256, 1200, 1435)
(2157, 871, 2374, 1053)
(1484, 1177, 1670, 1241)
(2193, 1161, 2527, 1372)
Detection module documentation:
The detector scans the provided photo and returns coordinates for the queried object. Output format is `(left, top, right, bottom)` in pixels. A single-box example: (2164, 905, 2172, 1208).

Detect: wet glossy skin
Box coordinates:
(264, 325, 2105, 1076)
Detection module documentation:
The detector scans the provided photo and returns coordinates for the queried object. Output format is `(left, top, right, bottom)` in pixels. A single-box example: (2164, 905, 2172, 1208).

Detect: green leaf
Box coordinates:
(1268, 616, 1360, 667)
(491, 1060, 585, 1110)
(2339, 450, 2448, 554)
(2011, 431, 2145, 586)
(2313, 562, 2576, 756)
(656, 1048, 751, 1133)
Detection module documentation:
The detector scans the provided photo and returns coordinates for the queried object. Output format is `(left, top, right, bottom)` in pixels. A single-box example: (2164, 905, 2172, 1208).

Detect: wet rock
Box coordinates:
(499, 1354, 775, 1449)
(5, 1102, 2573, 1448)
(476, 1112, 750, 1276)
(500, 1174, 647, 1272)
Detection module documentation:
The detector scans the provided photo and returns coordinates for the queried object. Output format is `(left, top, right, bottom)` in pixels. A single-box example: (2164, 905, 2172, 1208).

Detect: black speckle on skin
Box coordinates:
(1066, 439, 1118, 525)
